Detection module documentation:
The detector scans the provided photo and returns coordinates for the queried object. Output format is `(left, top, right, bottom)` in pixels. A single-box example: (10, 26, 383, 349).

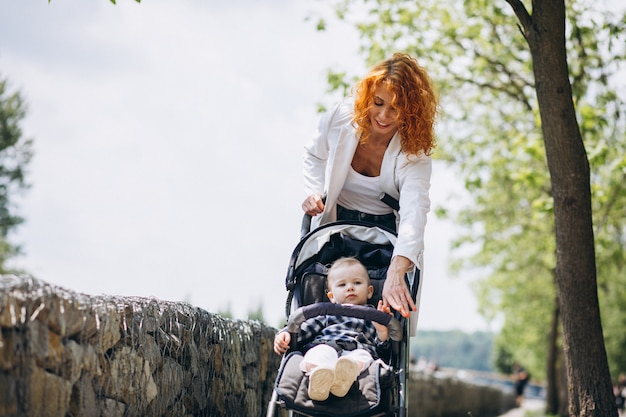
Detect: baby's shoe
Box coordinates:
(330, 357, 360, 397)
(307, 366, 335, 401)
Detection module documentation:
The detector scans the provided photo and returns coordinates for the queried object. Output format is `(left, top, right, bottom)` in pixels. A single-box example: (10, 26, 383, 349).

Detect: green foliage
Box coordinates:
(217, 302, 267, 323)
(0, 76, 33, 272)
(411, 330, 495, 372)
(217, 304, 233, 319)
(247, 302, 265, 322)
(493, 344, 515, 374)
(321, 0, 626, 380)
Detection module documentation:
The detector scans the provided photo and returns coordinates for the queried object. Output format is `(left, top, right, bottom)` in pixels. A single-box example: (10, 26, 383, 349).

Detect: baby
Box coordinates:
(274, 257, 390, 401)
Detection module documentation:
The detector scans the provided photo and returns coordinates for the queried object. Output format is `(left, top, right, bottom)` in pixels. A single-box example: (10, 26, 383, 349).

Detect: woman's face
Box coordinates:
(369, 84, 398, 139)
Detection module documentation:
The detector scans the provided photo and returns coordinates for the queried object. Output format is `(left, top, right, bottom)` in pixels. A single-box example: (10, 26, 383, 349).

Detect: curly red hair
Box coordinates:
(353, 53, 438, 156)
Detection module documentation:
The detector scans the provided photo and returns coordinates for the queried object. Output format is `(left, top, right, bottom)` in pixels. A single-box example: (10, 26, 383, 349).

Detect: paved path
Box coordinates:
(499, 399, 545, 417)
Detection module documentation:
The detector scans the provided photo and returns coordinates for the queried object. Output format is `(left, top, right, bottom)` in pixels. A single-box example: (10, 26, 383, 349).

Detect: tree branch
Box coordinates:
(505, 0, 533, 39)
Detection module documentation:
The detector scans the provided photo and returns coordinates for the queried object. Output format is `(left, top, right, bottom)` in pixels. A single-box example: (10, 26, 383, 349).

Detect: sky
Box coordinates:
(0, 0, 492, 332)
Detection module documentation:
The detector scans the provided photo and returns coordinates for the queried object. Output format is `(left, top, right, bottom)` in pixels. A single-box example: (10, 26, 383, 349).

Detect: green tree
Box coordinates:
(516, 3, 616, 414)
(317, 0, 625, 415)
(217, 303, 234, 319)
(247, 302, 266, 323)
(411, 330, 495, 372)
(0, 76, 33, 272)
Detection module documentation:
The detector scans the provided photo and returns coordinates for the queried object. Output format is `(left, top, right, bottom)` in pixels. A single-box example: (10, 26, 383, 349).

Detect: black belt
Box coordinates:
(337, 205, 397, 232)
(337, 206, 395, 222)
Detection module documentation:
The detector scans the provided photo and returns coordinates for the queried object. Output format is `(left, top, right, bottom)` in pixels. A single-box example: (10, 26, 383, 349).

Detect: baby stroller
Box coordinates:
(266, 216, 421, 417)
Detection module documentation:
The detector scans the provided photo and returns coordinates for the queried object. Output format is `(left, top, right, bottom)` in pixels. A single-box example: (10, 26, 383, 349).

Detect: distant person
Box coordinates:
(616, 373, 626, 416)
(273, 257, 392, 401)
(512, 363, 530, 407)
(301, 52, 439, 319)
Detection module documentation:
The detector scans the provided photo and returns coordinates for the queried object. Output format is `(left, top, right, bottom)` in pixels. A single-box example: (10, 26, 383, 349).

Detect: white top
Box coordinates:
(303, 98, 432, 271)
(337, 166, 393, 215)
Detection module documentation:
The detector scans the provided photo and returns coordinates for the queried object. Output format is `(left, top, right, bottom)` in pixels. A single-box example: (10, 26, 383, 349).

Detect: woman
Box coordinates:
(302, 52, 438, 318)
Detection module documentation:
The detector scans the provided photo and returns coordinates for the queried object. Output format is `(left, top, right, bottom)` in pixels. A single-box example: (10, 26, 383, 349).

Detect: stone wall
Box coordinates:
(408, 372, 516, 417)
(0, 275, 515, 417)
(0, 275, 281, 417)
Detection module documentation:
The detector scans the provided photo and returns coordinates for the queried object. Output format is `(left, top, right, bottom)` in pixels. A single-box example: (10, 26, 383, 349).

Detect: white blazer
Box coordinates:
(303, 99, 432, 270)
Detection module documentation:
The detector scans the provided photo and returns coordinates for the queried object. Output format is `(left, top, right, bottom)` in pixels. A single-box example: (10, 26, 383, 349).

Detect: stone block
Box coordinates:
(27, 363, 72, 417)
(0, 373, 18, 416)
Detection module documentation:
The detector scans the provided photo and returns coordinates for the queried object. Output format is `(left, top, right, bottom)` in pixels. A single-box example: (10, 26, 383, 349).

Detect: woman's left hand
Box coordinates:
(382, 256, 416, 318)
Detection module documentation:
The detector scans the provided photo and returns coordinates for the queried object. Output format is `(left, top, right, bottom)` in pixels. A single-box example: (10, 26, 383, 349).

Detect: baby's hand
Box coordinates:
(274, 332, 291, 355)
(377, 300, 392, 315)
(374, 301, 391, 342)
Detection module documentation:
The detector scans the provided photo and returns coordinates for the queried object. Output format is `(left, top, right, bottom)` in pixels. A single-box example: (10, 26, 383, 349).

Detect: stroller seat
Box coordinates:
(275, 351, 395, 417)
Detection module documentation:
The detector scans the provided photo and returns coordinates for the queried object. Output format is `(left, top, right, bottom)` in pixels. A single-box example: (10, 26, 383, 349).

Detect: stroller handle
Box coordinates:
(300, 213, 312, 238)
(300, 195, 325, 238)
(287, 303, 403, 342)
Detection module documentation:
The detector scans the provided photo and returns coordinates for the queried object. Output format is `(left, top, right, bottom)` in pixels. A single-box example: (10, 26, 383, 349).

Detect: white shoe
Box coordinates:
(330, 357, 360, 397)
(307, 366, 335, 401)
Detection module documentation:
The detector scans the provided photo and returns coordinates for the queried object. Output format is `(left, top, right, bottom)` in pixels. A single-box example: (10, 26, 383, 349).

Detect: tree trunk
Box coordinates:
(546, 300, 560, 415)
(506, 0, 616, 415)
(559, 356, 570, 417)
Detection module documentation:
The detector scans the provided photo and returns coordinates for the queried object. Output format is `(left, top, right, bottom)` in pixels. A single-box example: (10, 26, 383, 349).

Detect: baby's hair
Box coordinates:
(327, 257, 370, 287)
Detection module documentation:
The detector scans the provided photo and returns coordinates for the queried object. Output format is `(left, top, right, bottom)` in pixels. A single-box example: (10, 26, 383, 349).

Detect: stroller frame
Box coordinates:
(266, 219, 421, 417)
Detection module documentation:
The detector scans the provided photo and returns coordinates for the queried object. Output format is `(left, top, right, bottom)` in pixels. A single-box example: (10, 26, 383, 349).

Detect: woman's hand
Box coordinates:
(274, 332, 291, 355)
(373, 300, 390, 341)
(382, 256, 417, 318)
(302, 194, 325, 216)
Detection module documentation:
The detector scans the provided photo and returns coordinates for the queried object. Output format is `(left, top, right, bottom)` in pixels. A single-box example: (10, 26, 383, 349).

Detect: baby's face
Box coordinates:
(327, 263, 373, 305)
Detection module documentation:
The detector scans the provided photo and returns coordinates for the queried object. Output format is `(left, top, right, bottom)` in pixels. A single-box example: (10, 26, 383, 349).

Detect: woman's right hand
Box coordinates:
(302, 194, 325, 216)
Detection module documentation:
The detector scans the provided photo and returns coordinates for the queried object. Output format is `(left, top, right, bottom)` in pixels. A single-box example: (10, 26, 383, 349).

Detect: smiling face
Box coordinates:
(326, 260, 373, 306)
(368, 84, 398, 140)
